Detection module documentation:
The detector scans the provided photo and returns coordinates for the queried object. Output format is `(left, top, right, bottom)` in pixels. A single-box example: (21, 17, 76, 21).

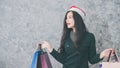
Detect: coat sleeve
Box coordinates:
(88, 33, 103, 64)
(50, 49, 66, 64)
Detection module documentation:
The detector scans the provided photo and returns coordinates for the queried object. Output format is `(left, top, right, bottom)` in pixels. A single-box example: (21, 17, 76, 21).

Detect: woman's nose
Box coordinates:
(66, 19, 69, 23)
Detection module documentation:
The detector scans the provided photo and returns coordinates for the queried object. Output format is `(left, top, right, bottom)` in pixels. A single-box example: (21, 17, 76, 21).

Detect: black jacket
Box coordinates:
(50, 32, 103, 68)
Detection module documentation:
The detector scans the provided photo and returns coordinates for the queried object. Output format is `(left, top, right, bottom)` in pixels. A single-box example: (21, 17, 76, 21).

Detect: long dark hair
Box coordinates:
(59, 11, 88, 53)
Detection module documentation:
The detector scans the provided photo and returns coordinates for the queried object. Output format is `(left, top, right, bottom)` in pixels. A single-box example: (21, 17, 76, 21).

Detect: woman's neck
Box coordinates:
(72, 27, 76, 32)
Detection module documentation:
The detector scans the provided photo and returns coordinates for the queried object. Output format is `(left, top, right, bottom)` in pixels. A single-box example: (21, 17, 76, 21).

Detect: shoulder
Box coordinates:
(85, 32, 94, 37)
(84, 32, 95, 40)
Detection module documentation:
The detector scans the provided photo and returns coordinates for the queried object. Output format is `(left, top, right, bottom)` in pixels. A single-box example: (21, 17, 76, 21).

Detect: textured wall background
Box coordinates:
(0, 0, 120, 68)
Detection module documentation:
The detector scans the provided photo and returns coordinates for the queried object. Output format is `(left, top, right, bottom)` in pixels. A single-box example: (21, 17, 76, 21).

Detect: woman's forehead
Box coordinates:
(67, 11, 73, 16)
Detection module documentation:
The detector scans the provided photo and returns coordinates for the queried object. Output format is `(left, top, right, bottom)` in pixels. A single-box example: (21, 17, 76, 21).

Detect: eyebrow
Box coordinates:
(67, 14, 72, 17)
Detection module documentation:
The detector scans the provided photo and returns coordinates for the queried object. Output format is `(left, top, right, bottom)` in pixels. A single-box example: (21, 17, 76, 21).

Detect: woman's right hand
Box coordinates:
(37, 41, 53, 53)
(100, 48, 115, 59)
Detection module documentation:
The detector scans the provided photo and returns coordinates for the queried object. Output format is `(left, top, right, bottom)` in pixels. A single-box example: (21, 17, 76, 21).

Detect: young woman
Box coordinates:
(39, 6, 114, 68)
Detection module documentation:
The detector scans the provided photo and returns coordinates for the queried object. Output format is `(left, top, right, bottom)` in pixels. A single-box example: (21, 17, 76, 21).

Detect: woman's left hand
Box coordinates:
(100, 48, 115, 59)
(41, 41, 53, 53)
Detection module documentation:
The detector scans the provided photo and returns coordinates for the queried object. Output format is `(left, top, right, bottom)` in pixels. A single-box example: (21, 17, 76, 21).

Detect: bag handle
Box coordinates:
(107, 50, 120, 62)
(38, 44, 42, 49)
(107, 50, 112, 62)
(38, 44, 47, 54)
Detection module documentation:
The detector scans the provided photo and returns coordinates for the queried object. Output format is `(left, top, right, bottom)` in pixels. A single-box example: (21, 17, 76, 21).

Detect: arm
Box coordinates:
(88, 33, 103, 64)
(50, 49, 66, 64)
(40, 41, 66, 64)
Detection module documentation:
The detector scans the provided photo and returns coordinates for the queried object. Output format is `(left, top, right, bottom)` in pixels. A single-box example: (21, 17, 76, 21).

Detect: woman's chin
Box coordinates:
(67, 26, 72, 29)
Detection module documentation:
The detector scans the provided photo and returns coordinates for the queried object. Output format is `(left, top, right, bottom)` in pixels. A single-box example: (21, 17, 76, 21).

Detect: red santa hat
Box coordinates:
(69, 6, 86, 20)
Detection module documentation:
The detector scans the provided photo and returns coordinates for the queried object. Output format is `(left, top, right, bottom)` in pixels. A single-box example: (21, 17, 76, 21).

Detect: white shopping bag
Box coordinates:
(100, 50, 120, 68)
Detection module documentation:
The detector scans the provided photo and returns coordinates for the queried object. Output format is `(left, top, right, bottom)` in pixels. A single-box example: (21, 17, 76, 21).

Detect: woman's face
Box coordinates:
(66, 11, 75, 29)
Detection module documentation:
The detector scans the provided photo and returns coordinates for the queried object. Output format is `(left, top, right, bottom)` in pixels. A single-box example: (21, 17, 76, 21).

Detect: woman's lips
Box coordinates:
(67, 23, 71, 25)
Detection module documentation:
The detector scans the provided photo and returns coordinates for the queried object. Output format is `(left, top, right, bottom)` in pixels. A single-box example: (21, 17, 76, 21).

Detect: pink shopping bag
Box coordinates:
(40, 52, 52, 68)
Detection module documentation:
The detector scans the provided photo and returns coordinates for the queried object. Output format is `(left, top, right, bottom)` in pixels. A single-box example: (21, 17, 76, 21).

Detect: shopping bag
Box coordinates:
(40, 49, 53, 68)
(31, 44, 52, 68)
(31, 50, 41, 68)
(100, 50, 120, 68)
(37, 50, 42, 68)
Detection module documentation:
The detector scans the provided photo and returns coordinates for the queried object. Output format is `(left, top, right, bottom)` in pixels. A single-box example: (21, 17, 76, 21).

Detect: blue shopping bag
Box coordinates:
(31, 50, 41, 68)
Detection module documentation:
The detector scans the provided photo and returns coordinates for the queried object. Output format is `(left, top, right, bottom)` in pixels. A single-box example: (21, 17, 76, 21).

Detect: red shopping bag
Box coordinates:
(100, 50, 120, 68)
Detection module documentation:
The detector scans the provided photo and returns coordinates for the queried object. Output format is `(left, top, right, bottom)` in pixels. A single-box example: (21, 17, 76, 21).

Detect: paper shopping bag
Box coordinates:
(100, 62, 120, 68)
(40, 50, 52, 68)
(100, 50, 120, 68)
(31, 50, 41, 68)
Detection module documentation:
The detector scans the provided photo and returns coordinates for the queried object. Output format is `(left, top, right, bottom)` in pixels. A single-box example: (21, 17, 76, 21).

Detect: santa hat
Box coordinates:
(69, 6, 86, 20)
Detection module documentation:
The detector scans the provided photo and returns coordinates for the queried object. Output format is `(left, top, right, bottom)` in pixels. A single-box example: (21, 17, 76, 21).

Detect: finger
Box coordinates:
(109, 48, 115, 51)
(41, 44, 45, 49)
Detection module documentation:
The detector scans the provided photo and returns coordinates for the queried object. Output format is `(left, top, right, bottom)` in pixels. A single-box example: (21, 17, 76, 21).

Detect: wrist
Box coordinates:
(100, 52, 104, 59)
(48, 48, 53, 53)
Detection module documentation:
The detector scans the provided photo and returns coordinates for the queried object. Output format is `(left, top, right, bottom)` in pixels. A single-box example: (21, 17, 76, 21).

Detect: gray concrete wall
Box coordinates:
(0, 0, 120, 68)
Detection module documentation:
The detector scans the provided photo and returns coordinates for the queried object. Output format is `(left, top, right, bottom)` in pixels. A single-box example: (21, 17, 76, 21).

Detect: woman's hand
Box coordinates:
(40, 41, 53, 53)
(100, 48, 115, 59)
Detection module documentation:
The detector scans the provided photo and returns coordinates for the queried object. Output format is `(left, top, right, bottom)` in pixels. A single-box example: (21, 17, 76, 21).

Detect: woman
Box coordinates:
(39, 6, 114, 68)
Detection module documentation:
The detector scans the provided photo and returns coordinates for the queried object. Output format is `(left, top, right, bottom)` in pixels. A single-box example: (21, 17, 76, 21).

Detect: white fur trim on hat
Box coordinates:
(69, 6, 86, 20)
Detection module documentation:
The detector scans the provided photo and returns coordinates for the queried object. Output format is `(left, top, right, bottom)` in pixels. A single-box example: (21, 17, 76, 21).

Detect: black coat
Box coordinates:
(50, 32, 103, 68)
